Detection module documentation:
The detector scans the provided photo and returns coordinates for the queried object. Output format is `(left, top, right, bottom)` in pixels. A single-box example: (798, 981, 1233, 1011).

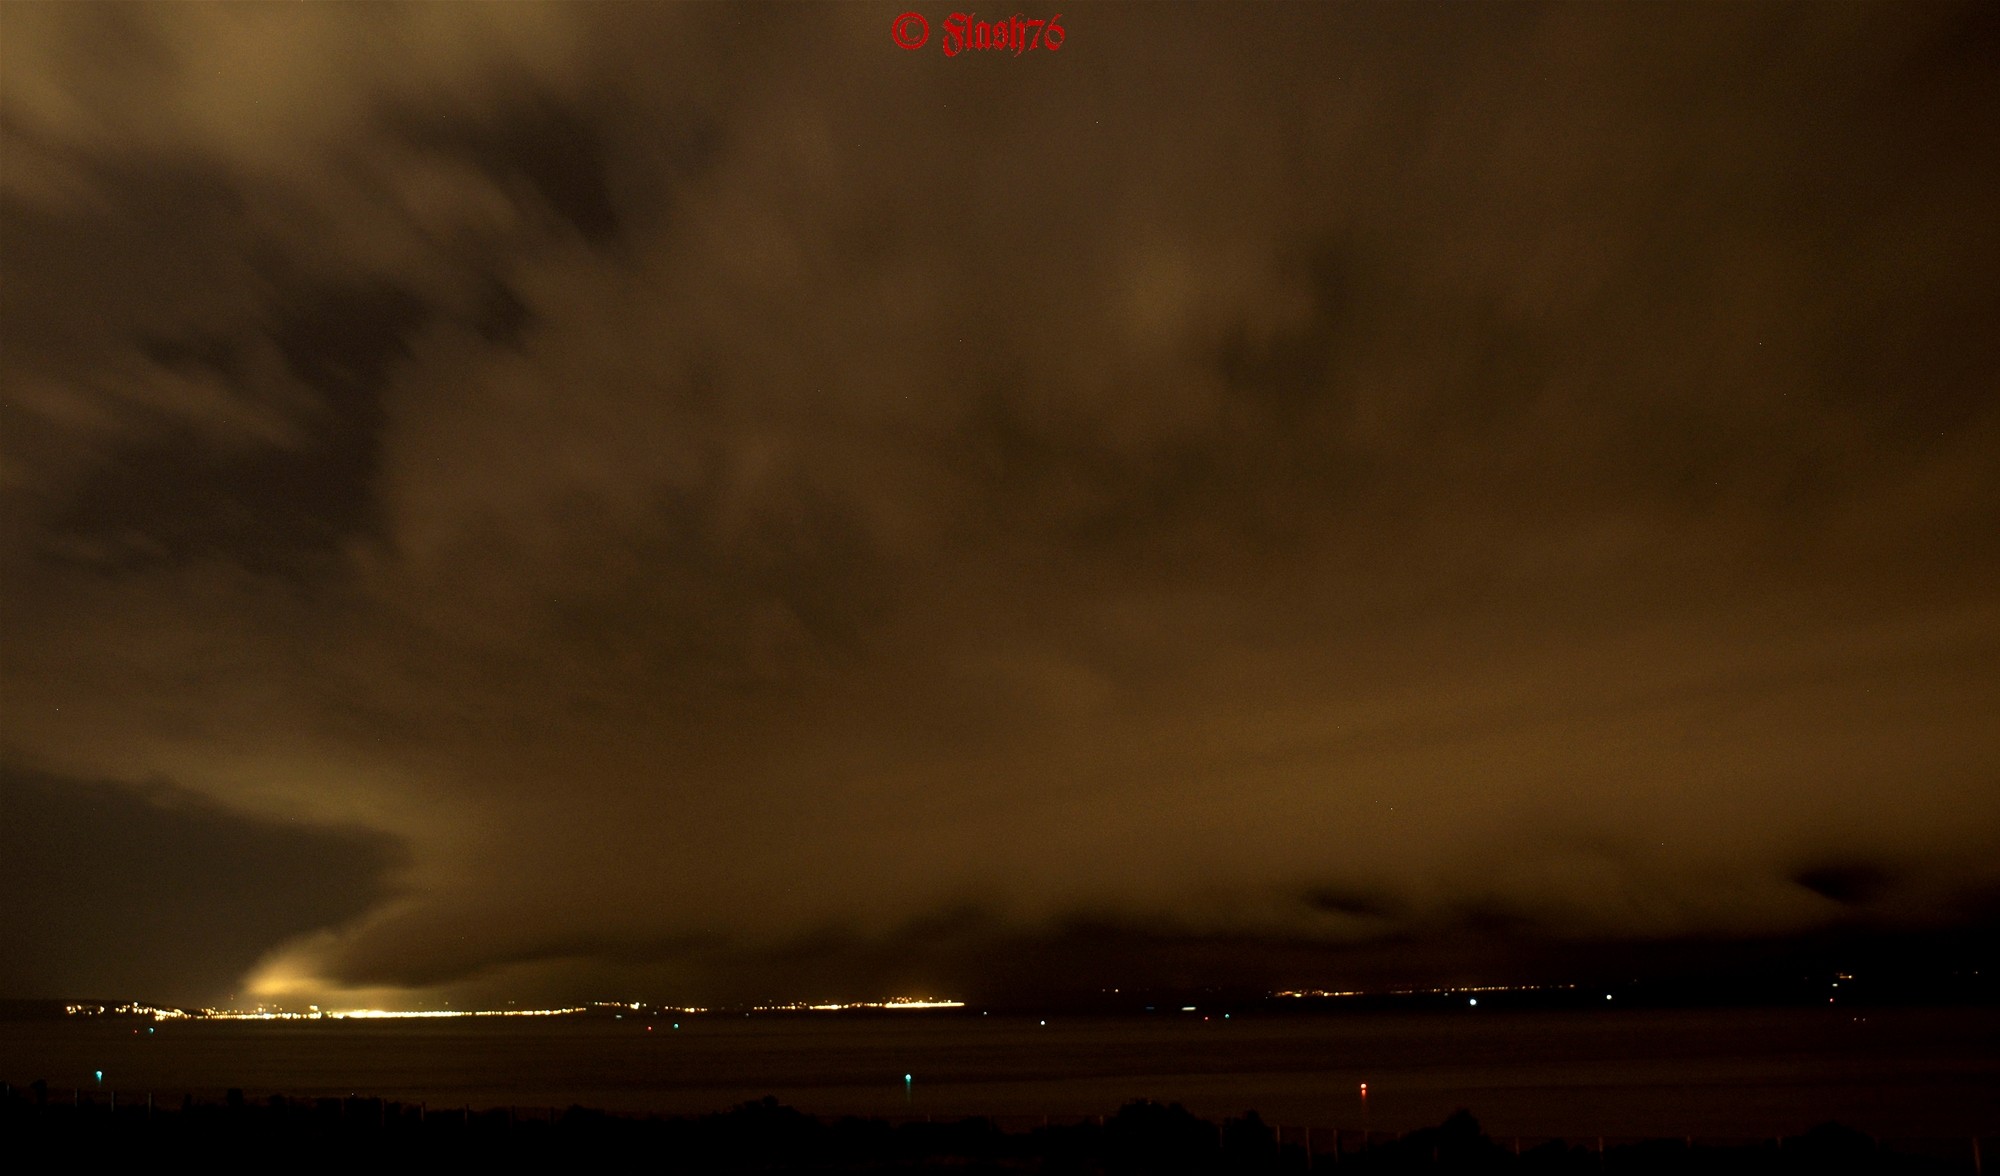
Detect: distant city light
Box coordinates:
(64, 996, 960, 1023)
(792, 998, 965, 1011)
(209, 1007, 589, 1021)
(1275, 983, 1577, 999)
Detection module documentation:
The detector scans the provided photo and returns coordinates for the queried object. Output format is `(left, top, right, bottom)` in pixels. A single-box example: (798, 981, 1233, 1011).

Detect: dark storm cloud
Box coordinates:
(1792, 862, 1897, 909)
(0, 765, 404, 1004)
(2, 3, 1996, 1006)
(47, 275, 431, 573)
(386, 92, 626, 248)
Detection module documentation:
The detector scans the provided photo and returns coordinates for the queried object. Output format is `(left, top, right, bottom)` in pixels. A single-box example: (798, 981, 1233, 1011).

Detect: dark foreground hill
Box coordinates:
(0, 1083, 1981, 1173)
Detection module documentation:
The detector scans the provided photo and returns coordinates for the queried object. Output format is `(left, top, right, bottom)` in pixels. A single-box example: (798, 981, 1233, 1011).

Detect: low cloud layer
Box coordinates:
(3, 3, 1996, 1007)
(0, 768, 403, 1004)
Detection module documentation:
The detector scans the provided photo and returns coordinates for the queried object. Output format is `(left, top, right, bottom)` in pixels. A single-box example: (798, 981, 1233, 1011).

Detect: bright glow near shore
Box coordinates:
(65, 998, 965, 1021)
(208, 1007, 588, 1020)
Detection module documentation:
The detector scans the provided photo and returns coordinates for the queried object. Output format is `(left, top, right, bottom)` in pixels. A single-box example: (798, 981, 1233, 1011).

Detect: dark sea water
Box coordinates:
(5, 1008, 1996, 1141)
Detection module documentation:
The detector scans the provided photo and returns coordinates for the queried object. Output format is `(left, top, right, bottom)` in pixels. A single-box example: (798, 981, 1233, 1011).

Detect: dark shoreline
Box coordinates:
(5, 1084, 1987, 1173)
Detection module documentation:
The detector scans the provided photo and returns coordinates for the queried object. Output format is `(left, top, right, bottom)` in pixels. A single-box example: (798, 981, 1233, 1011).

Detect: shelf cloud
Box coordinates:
(3, 3, 1996, 1007)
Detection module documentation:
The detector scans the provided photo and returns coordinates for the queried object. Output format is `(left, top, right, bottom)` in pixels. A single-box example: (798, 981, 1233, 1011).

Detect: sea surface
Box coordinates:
(4, 1007, 1996, 1141)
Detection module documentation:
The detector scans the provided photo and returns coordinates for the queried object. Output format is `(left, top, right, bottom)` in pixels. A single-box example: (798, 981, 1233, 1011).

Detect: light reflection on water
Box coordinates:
(5, 1008, 1995, 1138)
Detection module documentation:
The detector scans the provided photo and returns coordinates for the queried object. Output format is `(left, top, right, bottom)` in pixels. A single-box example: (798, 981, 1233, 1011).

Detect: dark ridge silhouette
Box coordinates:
(1, 1084, 1983, 1173)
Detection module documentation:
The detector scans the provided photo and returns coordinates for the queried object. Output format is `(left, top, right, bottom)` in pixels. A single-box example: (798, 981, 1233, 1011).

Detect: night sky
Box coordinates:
(2, 3, 1996, 1012)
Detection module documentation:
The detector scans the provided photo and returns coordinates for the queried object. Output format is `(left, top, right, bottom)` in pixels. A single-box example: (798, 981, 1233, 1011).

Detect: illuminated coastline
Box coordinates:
(64, 1002, 589, 1021)
(768, 999, 965, 1012)
(62, 997, 965, 1021)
